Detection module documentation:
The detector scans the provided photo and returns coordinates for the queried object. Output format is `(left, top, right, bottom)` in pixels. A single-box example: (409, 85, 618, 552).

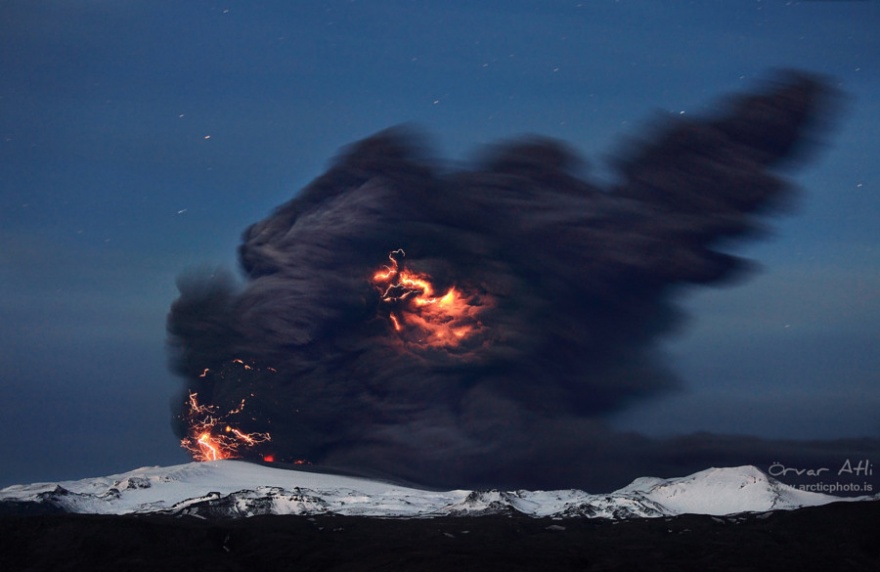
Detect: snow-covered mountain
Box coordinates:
(0, 461, 868, 519)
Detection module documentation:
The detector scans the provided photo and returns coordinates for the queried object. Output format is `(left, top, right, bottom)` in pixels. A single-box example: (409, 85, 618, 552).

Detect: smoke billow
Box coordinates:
(168, 71, 875, 490)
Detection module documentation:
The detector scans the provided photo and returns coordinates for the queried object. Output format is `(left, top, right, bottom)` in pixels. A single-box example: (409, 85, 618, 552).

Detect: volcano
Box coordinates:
(0, 462, 871, 519)
(2, 463, 877, 571)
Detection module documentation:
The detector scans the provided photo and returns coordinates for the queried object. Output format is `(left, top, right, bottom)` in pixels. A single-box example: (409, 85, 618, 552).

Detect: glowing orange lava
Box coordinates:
(373, 249, 488, 348)
(180, 390, 271, 462)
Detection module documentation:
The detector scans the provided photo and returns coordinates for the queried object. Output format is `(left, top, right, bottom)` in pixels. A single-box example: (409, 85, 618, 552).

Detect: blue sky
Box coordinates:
(1, 0, 877, 487)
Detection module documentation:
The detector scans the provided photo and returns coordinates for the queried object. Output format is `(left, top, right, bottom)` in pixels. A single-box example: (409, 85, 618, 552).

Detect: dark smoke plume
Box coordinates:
(168, 71, 876, 490)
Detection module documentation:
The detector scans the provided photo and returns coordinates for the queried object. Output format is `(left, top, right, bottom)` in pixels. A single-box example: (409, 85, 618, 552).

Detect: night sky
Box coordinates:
(1, 1, 878, 490)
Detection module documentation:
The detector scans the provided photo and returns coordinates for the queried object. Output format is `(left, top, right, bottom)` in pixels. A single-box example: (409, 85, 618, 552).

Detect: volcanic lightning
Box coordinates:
(372, 249, 489, 349)
(179, 381, 271, 462)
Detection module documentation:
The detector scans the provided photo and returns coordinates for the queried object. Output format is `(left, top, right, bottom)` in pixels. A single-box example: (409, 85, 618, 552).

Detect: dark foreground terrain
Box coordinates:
(1, 501, 878, 571)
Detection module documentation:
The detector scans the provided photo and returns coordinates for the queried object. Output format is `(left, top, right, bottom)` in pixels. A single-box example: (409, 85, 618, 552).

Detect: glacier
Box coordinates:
(0, 461, 871, 519)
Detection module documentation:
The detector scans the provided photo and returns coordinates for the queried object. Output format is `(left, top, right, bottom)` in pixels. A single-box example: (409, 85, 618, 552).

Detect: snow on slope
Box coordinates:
(618, 466, 841, 515)
(0, 461, 866, 519)
(0, 461, 459, 517)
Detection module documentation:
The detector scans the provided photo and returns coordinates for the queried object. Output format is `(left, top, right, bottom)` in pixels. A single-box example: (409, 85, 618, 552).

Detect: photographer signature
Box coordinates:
(768, 459, 873, 478)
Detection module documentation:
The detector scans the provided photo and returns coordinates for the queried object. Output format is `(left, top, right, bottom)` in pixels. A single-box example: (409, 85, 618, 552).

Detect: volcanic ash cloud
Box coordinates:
(168, 71, 846, 489)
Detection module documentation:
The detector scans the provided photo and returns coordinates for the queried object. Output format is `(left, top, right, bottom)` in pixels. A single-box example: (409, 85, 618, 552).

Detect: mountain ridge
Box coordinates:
(0, 461, 872, 519)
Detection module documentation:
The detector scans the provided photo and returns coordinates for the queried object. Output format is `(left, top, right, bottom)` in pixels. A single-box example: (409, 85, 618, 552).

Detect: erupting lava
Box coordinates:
(373, 249, 489, 348)
(180, 390, 271, 462)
